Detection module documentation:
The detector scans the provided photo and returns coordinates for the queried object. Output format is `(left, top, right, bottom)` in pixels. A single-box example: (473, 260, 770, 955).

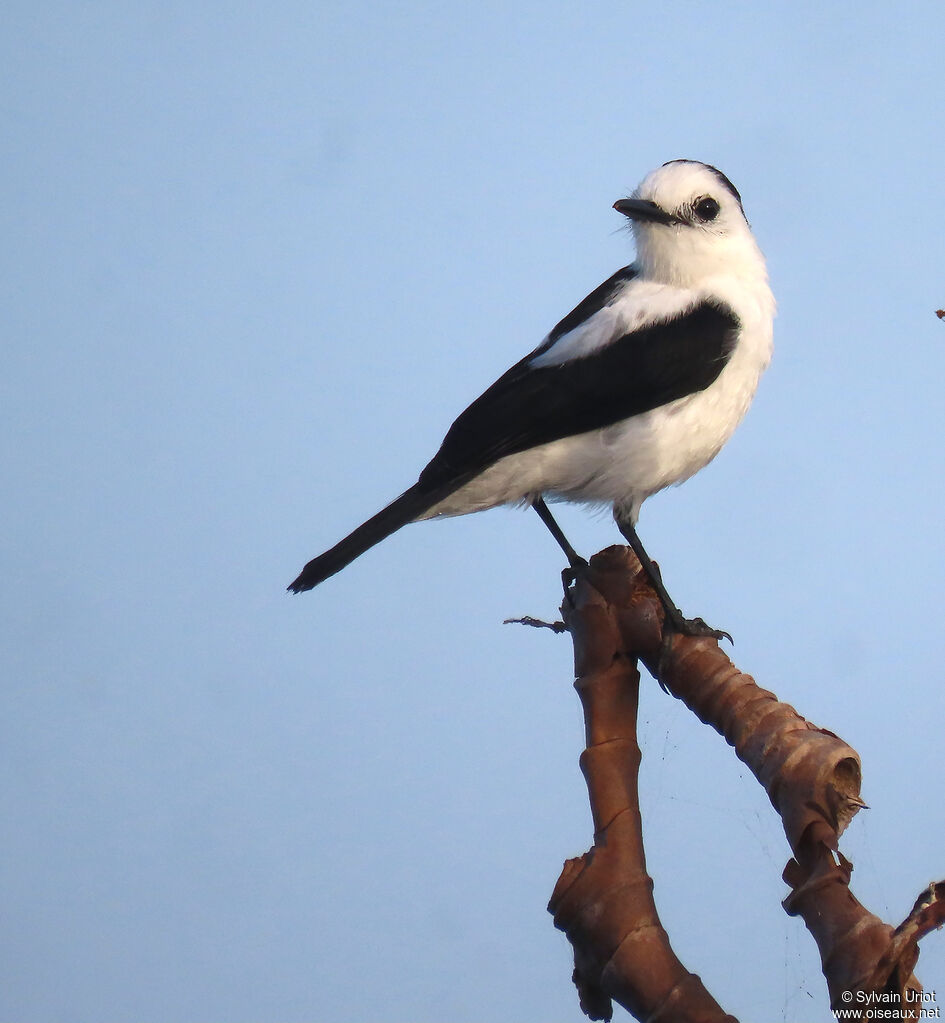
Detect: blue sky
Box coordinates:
(3, 2, 945, 1021)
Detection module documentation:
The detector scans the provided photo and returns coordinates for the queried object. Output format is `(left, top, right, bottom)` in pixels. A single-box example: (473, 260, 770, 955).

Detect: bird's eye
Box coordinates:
(693, 196, 720, 222)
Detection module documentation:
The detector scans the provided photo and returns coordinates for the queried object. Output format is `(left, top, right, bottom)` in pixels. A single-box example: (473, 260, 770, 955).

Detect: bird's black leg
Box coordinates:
(532, 497, 585, 568)
(532, 496, 587, 594)
(614, 513, 731, 643)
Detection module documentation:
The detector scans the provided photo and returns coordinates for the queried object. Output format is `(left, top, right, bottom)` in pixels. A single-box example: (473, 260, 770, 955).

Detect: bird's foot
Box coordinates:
(560, 558, 589, 604)
(665, 608, 733, 645)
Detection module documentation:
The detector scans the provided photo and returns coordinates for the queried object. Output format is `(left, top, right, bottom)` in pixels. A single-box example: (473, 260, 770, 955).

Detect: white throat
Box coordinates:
(634, 224, 768, 291)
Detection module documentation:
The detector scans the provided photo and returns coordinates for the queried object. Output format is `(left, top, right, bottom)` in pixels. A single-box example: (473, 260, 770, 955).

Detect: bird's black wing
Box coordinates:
(419, 293, 740, 487)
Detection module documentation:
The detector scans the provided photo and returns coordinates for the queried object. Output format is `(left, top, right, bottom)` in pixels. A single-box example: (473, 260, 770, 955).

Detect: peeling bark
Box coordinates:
(549, 545, 943, 1022)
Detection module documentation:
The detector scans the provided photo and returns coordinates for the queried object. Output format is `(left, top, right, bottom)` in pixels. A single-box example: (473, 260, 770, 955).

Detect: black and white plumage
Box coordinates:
(289, 160, 775, 635)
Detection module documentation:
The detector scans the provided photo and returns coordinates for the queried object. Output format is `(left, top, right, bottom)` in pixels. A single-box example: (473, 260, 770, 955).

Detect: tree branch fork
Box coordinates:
(546, 546, 944, 1022)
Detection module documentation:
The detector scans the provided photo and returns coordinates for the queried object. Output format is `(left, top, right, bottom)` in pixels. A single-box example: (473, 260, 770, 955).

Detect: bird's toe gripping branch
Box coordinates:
(612, 515, 732, 643)
(672, 616, 733, 644)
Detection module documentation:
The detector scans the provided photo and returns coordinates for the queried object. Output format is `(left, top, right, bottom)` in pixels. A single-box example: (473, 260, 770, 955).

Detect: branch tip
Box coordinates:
(502, 615, 567, 633)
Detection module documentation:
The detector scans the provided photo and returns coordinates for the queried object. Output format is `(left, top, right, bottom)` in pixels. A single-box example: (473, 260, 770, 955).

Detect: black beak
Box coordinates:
(613, 198, 678, 226)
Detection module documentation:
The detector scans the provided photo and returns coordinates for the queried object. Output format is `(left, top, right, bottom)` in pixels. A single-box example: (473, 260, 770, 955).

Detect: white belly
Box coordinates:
(422, 293, 773, 525)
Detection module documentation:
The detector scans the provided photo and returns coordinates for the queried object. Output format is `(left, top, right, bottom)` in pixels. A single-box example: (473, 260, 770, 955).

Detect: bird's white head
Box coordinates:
(615, 160, 766, 289)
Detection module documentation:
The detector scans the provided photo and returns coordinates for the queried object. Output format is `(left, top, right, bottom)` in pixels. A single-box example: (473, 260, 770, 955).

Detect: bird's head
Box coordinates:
(614, 160, 765, 288)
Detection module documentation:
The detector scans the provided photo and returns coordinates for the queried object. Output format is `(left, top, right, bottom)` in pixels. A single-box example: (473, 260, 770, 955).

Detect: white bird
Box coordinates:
(289, 159, 775, 638)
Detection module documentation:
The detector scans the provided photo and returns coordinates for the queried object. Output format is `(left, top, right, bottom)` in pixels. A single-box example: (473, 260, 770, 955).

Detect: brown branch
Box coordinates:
(549, 545, 942, 1022)
(548, 550, 737, 1022)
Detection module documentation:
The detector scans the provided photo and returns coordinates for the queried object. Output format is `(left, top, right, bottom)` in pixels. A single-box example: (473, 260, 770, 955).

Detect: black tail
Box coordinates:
(287, 482, 446, 593)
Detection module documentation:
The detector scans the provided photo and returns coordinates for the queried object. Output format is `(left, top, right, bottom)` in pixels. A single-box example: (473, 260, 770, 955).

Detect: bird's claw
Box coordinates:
(669, 615, 733, 644)
(560, 558, 589, 604)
